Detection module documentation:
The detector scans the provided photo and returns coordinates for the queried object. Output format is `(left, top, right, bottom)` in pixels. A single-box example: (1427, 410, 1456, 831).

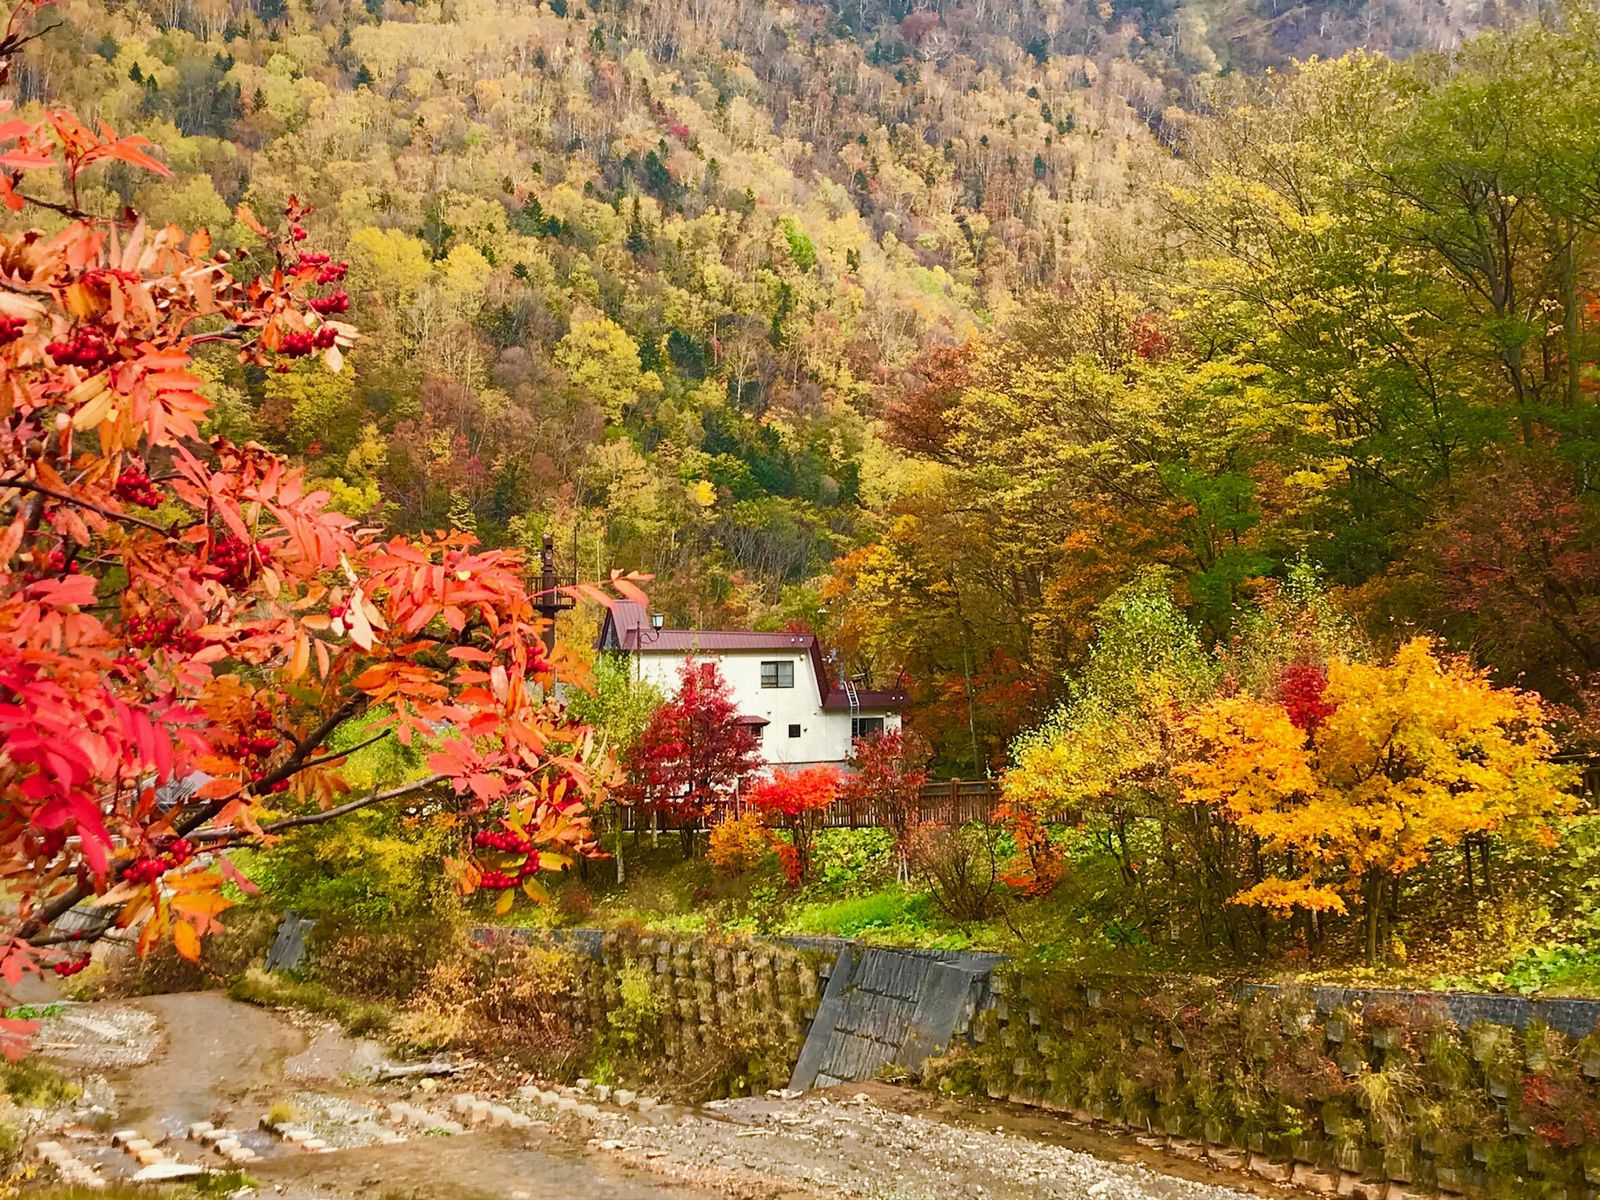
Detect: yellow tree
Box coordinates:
(1179, 639, 1573, 962)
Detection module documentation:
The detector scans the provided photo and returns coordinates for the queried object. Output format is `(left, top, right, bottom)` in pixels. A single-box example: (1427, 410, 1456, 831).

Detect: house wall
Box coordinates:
(627, 649, 900, 768)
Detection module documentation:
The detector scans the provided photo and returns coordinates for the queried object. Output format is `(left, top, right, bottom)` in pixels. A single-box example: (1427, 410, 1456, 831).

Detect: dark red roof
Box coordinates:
(597, 602, 814, 653)
(823, 689, 908, 711)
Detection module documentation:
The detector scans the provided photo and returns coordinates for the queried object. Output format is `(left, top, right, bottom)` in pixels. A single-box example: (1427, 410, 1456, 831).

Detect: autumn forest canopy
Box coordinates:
(7, 0, 1600, 995)
(17, 0, 1600, 771)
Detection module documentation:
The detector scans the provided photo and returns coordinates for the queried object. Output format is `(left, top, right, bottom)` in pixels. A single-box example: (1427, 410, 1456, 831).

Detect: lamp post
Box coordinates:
(532, 532, 576, 656)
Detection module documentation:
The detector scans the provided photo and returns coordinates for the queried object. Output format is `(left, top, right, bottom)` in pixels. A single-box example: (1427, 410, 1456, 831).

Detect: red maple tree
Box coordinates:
(839, 728, 932, 869)
(0, 0, 643, 1034)
(621, 660, 762, 855)
(745, 765, 842, 885)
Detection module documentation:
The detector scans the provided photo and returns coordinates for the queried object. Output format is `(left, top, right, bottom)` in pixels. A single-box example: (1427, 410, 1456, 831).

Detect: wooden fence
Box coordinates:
(618, 756, 1600, 836)
(618, 777, 1003, 832)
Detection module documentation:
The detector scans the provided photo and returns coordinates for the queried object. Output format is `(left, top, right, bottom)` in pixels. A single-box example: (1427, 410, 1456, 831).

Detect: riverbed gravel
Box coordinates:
(28, 992, 1283, 1200)
(570, 1090, 1261, 1200)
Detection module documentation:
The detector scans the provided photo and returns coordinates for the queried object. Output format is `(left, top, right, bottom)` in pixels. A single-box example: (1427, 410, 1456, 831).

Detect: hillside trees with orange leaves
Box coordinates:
(0, 0, 645, 1028)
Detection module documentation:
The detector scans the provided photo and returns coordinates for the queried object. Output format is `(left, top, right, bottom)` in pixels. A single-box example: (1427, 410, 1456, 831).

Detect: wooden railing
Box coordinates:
(617, 778, 1004, 832)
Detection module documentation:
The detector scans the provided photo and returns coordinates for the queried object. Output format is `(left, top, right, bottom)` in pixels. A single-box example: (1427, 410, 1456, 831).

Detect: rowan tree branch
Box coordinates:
(13, 771, 448, 946)
(192, 772, 448, 844)
(288, 728, 391, 773)
(8, 189, 92, 221)
(0, 477, 171, 536)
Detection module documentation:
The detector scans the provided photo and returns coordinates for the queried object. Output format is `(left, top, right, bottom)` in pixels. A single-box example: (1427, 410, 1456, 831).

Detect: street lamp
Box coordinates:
(640, 611, 666, 646)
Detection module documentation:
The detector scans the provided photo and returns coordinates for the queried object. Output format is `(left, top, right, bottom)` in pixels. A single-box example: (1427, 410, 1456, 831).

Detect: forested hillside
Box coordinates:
(14, 0, 1595, 770)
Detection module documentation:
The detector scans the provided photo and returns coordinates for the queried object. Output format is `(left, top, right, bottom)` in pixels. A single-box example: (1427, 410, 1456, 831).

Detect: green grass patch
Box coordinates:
(229, 967, 392, 1035)
(0, 1054, 78, 1107)
(778, 888, 935, 940)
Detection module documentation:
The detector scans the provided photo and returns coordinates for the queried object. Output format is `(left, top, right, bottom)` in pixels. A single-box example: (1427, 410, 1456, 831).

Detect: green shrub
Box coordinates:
(807, 829, 895, 896)
(605, 962, 662, 1051)
(0, 1055, 77, 1107)
(922, 1045, 984, 1095)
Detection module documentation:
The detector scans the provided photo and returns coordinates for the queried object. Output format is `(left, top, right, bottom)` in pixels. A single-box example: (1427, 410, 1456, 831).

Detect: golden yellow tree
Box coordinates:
(1178, 639, 1573, 962)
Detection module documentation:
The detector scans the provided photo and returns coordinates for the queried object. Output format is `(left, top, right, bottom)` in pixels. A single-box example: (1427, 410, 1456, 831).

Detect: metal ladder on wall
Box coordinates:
(842, 676, 861, 734)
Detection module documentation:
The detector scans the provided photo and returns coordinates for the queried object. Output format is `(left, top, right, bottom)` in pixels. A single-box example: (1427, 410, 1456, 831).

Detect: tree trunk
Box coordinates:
(615, 813, 627, 885)
(1365, 874, 1383, 966)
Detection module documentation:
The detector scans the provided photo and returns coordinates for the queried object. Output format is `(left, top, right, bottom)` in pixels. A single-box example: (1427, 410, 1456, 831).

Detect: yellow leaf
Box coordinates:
(289, 629, 309, 680)
(346, 586, 374, 651)
(172, 919, 201, 963)
(70, 381, 114, 430)
(493, 888, 515, 916)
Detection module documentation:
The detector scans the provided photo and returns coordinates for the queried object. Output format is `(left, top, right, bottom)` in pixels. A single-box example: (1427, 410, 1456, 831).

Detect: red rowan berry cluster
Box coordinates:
(52, 954, 91, 978)
(45, 329, 116, 371)
(209, 535, 270, 588)
(123, 856, 168, 884)
(0, 317, 27, 345)
(473, 824, 542, 884)
(279, 326, 340, 357)
(156, 836, 195, 866)
(125, 612, 205, 653)
(19, 547, 79, 583)
(113, 466, 162, 508)
(474, 829, 533, 855)
(296, 253, 349, 286)
(238, 706, 291, 793)
(327, 601, 353, 637)
(290, 224, 308, 241)
(309, 290, 349, 315)
(123, 834, 199, 888)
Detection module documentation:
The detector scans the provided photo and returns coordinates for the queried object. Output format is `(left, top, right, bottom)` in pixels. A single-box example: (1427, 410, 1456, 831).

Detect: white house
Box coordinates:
(595, 602, 906, 768)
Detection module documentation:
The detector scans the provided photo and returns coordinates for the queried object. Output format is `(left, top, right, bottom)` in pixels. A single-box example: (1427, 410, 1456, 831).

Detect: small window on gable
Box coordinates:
(788, 723, 802, 738)
(851, 716, 885, 740)
(761, 660, 795, 688)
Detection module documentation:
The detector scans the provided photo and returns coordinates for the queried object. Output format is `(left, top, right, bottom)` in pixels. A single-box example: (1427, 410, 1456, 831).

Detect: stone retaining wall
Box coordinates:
(473, 926, 826, 1097)
(965, 969, 1600, 1200)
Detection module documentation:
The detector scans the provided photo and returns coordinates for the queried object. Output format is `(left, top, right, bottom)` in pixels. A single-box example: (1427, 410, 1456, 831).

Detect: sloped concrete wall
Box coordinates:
(788, 945, 1005, 1089)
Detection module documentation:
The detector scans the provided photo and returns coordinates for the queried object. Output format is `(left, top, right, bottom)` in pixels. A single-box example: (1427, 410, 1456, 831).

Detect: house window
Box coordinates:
(788, 723, 802, 739)
(760, 660, 795, 688)
(851, 716, 885, 739)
